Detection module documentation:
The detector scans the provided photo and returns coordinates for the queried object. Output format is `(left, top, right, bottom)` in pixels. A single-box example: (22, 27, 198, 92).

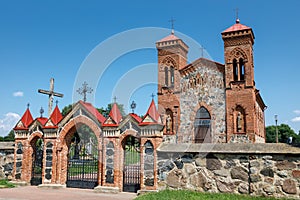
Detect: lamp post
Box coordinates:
(275, 114, 278, 143)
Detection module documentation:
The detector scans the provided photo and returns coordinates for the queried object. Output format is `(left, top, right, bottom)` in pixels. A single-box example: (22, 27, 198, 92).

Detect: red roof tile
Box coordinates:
(36, 117, 48, 125)
(109, 103, 122, 124)
(140, 99, 161, 125)
(49, 105, 63, 125)
(157, 33, 180, 42)
(79, 101, 106, 124)
(222, 20, 252, 34)
(19, 108, 33, 128)
(130, 113, 142, 123)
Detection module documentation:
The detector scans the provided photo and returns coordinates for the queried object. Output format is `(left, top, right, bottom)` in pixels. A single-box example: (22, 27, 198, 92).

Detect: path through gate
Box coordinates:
(31, 138, 43, 185)
(67, 130, 98, 189)
(123, 136, 141, 192)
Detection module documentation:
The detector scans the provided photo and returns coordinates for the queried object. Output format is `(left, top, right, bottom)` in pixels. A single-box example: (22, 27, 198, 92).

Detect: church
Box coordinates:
(12, 18, 266, 192)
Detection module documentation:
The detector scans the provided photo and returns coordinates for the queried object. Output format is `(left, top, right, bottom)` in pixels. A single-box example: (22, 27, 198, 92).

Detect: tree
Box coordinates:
(266, 124, 300, 144)
(61, 104, 73, 116)
(0, 130, 15, 141)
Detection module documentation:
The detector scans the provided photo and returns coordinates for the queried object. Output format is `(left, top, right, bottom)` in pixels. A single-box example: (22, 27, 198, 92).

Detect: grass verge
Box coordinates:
(135, 190, 291, 200)
(0, 179, 15, 188)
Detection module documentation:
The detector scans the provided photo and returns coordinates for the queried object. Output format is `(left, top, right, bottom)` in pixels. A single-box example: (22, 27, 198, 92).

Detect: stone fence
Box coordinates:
(157, 143, 300, 198)
(0, 142, 14, 180)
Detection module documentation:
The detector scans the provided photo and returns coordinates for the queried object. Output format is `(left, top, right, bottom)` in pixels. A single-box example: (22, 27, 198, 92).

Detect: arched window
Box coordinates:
(170, 67, 174, 87)
(164, 67, 168, 87)
(165, 109, 173, 134)
(233, 59, 238, 81)
(194, 107, 211, 143)
(239, 58, 245, 81)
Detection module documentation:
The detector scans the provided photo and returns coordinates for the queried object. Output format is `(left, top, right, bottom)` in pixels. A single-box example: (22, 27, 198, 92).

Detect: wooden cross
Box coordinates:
(76, 81, 93, 102)
(168, 17, 176, 34)
(38, 78, 64, 116)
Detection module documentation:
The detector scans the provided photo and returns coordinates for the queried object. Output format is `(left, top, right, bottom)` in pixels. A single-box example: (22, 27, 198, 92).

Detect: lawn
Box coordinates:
(0, 179, 15, 188)
(135, 190, 291, 200)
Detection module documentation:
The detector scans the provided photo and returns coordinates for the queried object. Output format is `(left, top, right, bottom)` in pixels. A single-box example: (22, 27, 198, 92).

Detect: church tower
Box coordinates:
(222, 19, 266, 143)
(156, 30, 188, 136)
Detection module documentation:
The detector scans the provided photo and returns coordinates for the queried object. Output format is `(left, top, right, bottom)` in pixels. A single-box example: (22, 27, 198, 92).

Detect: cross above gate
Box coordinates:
(38, 78, 64, 117)
(76, 81, 93, 102)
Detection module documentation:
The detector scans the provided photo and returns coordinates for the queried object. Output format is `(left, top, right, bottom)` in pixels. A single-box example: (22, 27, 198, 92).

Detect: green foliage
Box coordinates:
(266, 124, 300, 144)
(62, 104, 73, 116)
(0, 130, 15, 141)
(0, 179, 15, 188)
(134, 190, 289, 200)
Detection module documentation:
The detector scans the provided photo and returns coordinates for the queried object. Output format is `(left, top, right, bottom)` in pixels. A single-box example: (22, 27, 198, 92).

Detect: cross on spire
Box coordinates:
(200, 46, 206, 58)
(38, 78, 64, 117)
(151, 93, 156, 99)
(168, 17, 176, 34)
(77, 81, 93, 102)
(113, 96, 117, 103)
(40, 107, 44, 118)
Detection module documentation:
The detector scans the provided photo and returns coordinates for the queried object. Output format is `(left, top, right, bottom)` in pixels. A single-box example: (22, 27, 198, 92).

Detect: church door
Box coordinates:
(194, 107, 211, 143)
(66, 128, 98, 189)
(30, 138, 43, 185)
(123, 136, 141, 192)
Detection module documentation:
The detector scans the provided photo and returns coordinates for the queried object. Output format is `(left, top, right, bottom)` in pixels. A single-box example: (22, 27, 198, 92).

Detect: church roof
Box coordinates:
(14, 108, 33, 130)
(36, 117, 48, 125)
(109, 103, 122, 124)
(157, 33, 180, 42)
(130, 113, 142, 123)
(49, 105, 63, 125)
(79, 100, 106, 124)
(222, 19, 252, 34)
(140, 99, 161, 125)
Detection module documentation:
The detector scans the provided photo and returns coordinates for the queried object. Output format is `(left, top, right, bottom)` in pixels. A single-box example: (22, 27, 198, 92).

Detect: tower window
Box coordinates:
(239, 58, 245, 81)
(233, 59, 238, 81)
(170, 67, 174, 86)
(164, 67, 168, 86)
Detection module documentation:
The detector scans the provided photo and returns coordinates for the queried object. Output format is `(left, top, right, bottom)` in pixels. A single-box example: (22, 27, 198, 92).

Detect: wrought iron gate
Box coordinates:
(31, 138, 43, 185)
(123, 136, 141, 192)
(67, 131, 98, 189)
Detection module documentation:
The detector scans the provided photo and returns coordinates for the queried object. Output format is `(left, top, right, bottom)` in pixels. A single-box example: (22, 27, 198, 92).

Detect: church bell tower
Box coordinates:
(222, 18, 266, 143)
(156, 30, 188, 136)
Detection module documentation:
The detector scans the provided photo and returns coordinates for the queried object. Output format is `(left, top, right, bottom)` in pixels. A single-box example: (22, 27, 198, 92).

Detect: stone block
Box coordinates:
(292, 170, 300, 178)
(190, 172, 207, 189)
(260, 167, 274, 178)
(94, 186, 120, 193)
(213, 169, 229, 177)
(282, 179, 297, 194)
(276, 160, 296, 170)
(195, 157, 206, 167)
(238, 183, 248, 194)
(231, 166, 248, 181)
(216, 180, 234, 193)
(184, 164, 196, 175)
(206, 155, 221, 170)
(166, 169, 182, 188)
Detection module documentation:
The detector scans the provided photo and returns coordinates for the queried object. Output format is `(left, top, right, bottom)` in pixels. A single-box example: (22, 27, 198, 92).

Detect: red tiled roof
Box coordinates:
(222, 20, 252, 34)
(49, 105, 63, 125)
(157, 34, 180, 42)
(17, 108, 33, 128)
(36, 117, 48, 125)
(109, 103, 122, 124)
(140, 99, 161, 125)
(79, 101, 106, 124)
(130, 113, 142, 123)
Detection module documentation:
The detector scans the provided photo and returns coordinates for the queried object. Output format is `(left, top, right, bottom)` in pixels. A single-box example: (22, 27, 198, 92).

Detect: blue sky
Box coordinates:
(1, 0, 300, 136)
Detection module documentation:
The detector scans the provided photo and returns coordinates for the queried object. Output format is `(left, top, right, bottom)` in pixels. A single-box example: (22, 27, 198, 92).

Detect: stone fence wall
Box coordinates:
(157, 143, 300, 198)
(0, 142, 14, 180)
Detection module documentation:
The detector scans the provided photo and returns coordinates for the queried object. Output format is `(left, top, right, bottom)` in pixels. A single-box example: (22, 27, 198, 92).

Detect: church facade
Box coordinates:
(12, 19, 266, 191)
(158, 19, 266, 144)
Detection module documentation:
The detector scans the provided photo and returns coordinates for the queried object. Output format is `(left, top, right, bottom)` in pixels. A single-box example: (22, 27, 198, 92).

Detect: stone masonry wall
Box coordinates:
(0, 142, 14, 180)
(157, 143, 300, 198)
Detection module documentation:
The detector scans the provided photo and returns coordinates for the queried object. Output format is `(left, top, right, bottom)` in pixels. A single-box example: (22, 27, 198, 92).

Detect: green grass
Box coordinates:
(0, 179, 15, 188)
(135, 190, 291, 200)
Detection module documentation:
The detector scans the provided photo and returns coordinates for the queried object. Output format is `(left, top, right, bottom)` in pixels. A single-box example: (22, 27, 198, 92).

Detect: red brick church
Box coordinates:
(12, 19, 266, 192)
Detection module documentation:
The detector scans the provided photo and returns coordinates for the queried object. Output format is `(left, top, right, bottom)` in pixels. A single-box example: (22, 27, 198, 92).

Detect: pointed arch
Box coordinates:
(235, 105, 246, 133)
(194, 106, 211, 143)
(228, 47, 248, 62)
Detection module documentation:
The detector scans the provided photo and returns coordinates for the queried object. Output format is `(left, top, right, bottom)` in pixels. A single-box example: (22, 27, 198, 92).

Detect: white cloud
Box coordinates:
(294, 110, 300, 115)
(0, 112, 20, 137)
(291, 117, 300, 122)
(13, 91, 24, 97)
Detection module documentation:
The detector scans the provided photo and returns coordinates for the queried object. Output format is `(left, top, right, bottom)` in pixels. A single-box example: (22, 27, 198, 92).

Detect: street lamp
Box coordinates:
(275, 114, 278, 143)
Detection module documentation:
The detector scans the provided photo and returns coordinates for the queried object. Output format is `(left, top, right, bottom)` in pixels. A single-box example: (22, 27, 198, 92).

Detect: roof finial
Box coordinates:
(113, 96, 117, 103)
(235, 8, 240, 23)
(151, 93, 156, 100)
(40, 107, 44, 118)
(55, 100, 59, 106)
(169, 17, 176, 35)
(27, 103, 30, 109)
(130, 100, 136, 114)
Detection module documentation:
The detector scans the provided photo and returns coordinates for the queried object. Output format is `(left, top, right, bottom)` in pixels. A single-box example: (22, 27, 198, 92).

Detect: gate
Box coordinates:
(67, 130, 98, 189)
(123, 136, 141, 192)
(31, 138, 43, 185)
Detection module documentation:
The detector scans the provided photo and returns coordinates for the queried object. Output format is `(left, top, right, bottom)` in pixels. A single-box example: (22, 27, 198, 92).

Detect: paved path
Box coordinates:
(0, 186, 137, 200)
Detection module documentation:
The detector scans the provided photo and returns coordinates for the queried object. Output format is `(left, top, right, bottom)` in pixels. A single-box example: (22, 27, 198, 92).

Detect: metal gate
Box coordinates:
(67, 131, 98, 189)
(31, 138, 43, 185)
(123, 136, 141, 192)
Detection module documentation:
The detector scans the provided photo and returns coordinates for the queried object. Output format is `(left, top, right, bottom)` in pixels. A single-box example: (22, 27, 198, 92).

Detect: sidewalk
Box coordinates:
(0, 186, 136, 200)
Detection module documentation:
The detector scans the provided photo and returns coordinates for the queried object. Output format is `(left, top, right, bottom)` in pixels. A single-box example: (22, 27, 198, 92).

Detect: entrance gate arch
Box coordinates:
(30, 137, 44, 185)
(123, 135, 141, 192)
